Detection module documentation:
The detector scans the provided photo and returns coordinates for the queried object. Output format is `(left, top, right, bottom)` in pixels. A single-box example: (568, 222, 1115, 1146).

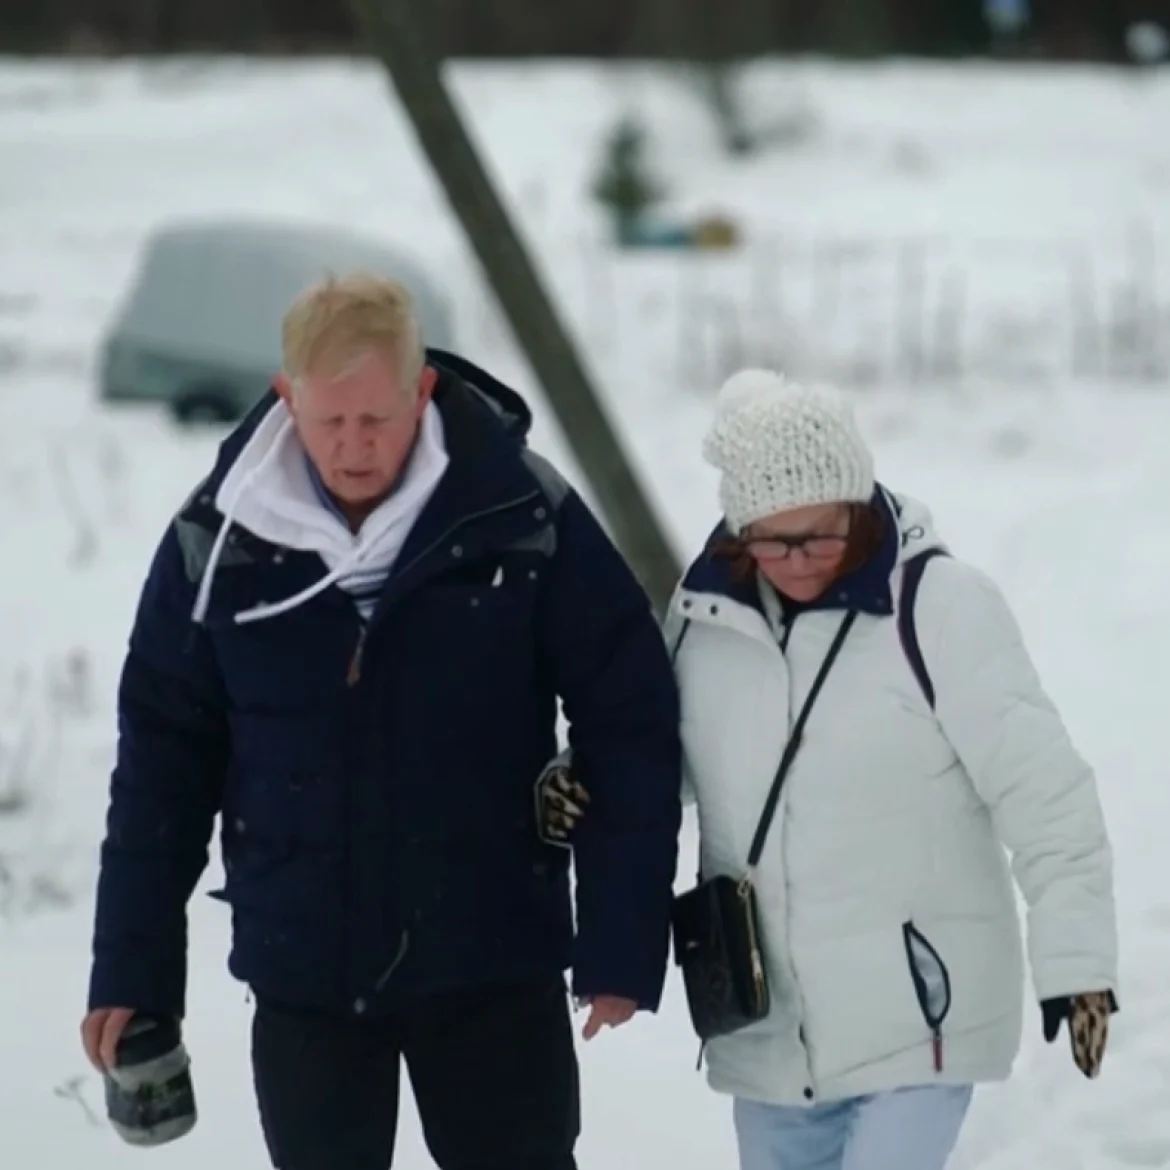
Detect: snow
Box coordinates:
(0, 53, 1168, 1168)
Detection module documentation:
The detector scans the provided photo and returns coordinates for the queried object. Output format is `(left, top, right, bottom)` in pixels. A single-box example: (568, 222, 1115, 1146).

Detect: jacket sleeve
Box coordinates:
(926, 559, 1118, 1002)
(661, 607, 699, 808)
(536, 489, 683, 1011)
(88, 521, 230, 1018)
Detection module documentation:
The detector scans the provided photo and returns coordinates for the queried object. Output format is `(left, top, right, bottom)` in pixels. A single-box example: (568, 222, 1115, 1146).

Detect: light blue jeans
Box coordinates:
(734, 1084, 974, 1170)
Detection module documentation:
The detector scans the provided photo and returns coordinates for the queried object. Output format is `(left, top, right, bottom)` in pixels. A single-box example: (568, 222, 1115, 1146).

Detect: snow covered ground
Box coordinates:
(1, 55, 1169, 1168)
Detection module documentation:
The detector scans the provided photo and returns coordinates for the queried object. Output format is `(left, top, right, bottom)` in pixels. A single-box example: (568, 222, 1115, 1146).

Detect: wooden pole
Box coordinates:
(348, 0, 682, 612)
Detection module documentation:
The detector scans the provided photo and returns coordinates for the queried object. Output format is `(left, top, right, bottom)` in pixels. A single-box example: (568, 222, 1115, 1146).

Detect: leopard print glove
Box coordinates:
(1042, 991, 1115, 1079)
(536, 766, 590, 843)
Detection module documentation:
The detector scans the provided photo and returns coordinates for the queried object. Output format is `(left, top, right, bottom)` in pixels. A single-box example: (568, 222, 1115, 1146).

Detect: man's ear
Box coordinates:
(273, 372, 293, 404)
(418, 365, 439, 408)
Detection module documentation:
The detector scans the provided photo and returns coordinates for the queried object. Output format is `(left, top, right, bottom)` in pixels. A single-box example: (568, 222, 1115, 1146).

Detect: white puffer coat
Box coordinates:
(664, 490, 1117, 1107)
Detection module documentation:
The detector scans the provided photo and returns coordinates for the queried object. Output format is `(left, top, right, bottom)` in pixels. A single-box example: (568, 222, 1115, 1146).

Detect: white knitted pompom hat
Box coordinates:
(701, 369, 875, 532)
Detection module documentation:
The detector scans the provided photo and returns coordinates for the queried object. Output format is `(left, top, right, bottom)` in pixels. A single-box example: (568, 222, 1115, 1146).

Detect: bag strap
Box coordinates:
(745, 609, 858, 870)
(897, 548, 949, 710)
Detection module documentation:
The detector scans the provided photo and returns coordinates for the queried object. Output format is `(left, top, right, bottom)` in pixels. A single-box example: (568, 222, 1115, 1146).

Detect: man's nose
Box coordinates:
(336, 421, 370, 454)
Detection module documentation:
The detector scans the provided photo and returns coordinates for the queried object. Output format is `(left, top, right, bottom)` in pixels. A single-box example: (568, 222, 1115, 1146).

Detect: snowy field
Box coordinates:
(1, 54, 1170, 1168)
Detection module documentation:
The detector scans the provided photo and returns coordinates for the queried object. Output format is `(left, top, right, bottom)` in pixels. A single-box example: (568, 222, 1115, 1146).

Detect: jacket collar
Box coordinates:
(679, 486, 900, 620)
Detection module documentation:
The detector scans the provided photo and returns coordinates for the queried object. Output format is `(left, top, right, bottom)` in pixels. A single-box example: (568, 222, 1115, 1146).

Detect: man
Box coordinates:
(82, 274, 682, 1169)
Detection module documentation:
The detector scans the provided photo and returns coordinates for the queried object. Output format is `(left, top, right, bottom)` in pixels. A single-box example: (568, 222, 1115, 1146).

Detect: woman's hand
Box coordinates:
(1042, 990, 1116, 1078)
(537, 765, 590, 843)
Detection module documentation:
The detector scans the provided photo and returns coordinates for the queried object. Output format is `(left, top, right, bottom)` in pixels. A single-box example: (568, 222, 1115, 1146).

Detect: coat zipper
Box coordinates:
(775, 611, 816, 1089)
(338, 487, 541, 1006)
(779, 618, 794, 652)
(902, 921, 952, 1073)
(342, 489, 540, 686)
(347, 623, 368, 687)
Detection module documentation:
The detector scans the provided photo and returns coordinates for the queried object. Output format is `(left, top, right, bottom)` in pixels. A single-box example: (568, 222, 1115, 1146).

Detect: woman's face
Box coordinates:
(743, 503, 852, 602)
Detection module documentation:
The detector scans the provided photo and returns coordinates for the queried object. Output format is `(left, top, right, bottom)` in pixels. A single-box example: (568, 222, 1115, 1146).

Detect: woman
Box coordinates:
(540, 370, 1118, 1170)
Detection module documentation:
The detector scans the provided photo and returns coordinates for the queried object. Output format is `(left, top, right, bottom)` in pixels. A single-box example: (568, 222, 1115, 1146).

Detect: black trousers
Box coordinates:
(250, 976, 580, 1170)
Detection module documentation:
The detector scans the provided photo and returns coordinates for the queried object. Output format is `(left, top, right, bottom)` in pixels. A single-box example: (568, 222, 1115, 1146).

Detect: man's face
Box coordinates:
(277, 349, 437, 508)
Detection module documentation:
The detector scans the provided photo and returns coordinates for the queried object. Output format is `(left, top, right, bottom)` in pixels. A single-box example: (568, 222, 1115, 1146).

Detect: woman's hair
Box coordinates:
(711, 502, 887, 587)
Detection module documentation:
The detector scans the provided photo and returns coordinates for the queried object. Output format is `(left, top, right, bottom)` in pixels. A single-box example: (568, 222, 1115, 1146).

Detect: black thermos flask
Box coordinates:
(103, 1014, 197, 1146)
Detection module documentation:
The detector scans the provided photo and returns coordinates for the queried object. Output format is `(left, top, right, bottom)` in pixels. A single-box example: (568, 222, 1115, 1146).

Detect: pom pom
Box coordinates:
(715, 368, 787, 408)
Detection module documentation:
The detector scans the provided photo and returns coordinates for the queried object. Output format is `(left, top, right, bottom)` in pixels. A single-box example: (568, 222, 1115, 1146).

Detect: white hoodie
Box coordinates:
(191, 398, 449, 627)
(663, 492, 1118, 1106)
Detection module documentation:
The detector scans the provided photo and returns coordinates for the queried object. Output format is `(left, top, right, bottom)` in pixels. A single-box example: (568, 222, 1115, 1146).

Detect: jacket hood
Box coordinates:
(427, 348, 533, 441)
(886, 488, 946, 566)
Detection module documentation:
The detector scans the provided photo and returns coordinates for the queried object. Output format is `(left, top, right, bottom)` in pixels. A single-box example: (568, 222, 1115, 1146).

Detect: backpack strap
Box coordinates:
(898, 549, 950, 710)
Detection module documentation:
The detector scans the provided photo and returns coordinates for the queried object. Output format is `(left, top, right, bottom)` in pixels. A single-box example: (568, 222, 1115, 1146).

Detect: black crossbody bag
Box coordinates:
(670, 609, 858, 1043)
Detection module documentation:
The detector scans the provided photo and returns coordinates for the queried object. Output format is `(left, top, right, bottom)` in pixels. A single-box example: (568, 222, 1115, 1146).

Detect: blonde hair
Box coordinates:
(281, 272, 425, 394)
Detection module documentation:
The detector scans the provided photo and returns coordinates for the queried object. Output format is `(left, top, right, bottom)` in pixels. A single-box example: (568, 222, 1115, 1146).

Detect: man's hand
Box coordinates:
(579, 994, 637, 1040)
(81, 1007, 135, 1072)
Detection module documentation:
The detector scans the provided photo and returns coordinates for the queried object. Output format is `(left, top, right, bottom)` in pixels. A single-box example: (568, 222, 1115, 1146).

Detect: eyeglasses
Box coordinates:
(741, 533, 849, 561)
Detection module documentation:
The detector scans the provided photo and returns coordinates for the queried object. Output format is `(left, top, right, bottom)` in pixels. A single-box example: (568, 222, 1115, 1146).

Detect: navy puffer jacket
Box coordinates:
(88, 351, 682, 1020)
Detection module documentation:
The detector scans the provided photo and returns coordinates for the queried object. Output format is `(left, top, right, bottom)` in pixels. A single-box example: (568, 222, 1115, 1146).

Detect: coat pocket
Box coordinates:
(901, 920, 953, 1072)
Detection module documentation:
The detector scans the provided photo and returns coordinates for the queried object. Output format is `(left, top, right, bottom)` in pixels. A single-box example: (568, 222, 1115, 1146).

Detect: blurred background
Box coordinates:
(7, 0, 1170, 59)
(1, 3, 1169, 1168)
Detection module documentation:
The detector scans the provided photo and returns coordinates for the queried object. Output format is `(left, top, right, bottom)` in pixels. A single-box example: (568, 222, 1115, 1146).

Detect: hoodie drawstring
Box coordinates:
(190, 416, 293, 627)
(231, 544, 370, 625)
